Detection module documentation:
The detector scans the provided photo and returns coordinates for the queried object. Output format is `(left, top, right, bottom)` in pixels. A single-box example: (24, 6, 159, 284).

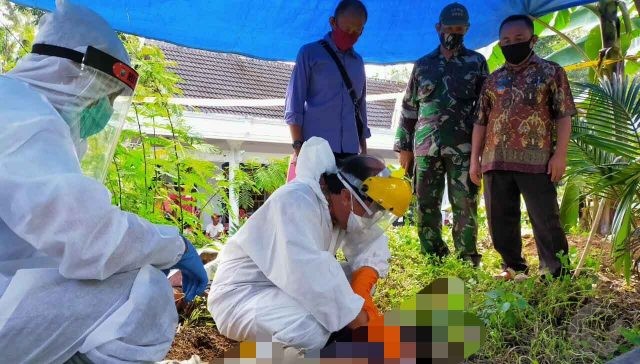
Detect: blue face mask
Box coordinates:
(79, 97, 113, 139)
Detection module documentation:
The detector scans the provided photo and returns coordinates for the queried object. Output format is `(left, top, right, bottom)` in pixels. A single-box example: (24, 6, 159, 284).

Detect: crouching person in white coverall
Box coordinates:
(0, 1, 208, 363)
(208, 137, 412, 354)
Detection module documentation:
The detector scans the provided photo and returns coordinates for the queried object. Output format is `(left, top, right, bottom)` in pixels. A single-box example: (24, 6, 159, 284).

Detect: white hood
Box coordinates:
(6, 0, 129, 154)
(293, 136, 338, 203)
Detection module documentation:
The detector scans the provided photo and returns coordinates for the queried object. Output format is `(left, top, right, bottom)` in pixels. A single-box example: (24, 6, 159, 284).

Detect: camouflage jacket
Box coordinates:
(394, 46, 488, 157)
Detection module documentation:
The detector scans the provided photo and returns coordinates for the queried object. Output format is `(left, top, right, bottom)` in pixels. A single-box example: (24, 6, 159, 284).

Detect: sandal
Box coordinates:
(494, 268, 528, 282)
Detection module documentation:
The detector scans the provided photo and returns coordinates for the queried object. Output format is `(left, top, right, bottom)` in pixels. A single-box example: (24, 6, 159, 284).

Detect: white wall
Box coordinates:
(133, 111, 400, 163)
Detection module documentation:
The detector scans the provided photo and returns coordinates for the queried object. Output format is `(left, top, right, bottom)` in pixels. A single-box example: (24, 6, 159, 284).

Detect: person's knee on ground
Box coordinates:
(81, 266, 178, 363)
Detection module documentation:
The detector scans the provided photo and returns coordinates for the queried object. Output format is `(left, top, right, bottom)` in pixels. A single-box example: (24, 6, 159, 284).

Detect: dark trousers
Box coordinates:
(483, 171, 569, 275)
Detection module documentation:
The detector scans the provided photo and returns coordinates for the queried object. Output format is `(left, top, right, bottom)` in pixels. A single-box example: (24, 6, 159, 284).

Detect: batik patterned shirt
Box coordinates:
(475, 55, 577, 173)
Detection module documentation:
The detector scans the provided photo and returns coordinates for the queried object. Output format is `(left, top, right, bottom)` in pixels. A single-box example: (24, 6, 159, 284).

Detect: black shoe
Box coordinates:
(460, 254, 482, 268)
(538, 268, 572, 283)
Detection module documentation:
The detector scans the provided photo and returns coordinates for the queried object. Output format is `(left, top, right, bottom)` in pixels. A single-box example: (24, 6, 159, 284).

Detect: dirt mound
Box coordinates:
(565, 279, 640, 360)
(166, 325, 237, 362)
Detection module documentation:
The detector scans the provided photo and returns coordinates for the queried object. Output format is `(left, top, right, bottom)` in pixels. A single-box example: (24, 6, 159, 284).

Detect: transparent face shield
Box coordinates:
(78, 84, 133, 182)
(31, 44, 139, 182)
(336, 169, 399, 232)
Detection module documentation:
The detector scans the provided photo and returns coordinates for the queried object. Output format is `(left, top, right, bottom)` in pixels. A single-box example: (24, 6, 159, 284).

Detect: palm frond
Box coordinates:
(571, 75, 640, 151)
(569, 74, 640, 282)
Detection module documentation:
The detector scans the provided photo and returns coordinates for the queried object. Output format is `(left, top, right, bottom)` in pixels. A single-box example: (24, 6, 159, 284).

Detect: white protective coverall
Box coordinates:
(0, 1, 184, 363)
(208, 137, 390, 351)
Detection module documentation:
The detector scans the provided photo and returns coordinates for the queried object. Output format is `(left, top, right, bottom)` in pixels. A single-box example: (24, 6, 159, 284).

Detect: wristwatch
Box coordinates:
(292, 140, 304, 150)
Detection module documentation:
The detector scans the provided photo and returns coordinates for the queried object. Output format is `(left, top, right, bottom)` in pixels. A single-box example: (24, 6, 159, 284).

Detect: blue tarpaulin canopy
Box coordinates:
(11, 0, 596, 64)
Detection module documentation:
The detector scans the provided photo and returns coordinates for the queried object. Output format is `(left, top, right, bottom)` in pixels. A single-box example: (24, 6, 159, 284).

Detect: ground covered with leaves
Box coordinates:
(166, 226, 640, 363)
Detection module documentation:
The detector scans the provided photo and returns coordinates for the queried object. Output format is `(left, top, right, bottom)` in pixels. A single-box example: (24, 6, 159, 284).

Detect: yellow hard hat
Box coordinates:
(337, 162, 412, 219)
(361, 174, 412, 217)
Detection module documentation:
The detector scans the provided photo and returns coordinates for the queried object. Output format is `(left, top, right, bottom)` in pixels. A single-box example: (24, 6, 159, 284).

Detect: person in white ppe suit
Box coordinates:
(0, 1, 208, 363)
(208, 137, 412, 354)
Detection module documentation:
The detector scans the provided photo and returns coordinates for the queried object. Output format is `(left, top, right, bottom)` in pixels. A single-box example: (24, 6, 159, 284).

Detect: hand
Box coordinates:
(350, 267, 383, 325)
(172, 237, 208, 302)
(292, 139, 304, 156)
(348, 309, 369, 330)
(547, 153, 567, 183)
(399, 150, 414, 176)
(470, 158, 482, 186)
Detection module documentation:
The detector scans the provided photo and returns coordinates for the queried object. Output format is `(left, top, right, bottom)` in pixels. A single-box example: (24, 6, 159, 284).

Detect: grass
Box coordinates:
(376, 225, 640, 363)
(174, 221, 640, 363)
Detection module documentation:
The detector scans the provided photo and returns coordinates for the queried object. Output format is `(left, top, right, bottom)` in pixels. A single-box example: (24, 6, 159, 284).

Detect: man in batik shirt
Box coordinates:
(471, 15, 576, 280)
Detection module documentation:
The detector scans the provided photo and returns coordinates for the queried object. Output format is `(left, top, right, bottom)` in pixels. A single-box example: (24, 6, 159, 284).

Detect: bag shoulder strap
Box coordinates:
(319, 40, 360, 105)
(319, 40, 365, 141)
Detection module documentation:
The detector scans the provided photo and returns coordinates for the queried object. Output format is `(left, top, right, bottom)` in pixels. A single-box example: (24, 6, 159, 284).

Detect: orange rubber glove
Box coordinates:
(350, 266, 383, 325)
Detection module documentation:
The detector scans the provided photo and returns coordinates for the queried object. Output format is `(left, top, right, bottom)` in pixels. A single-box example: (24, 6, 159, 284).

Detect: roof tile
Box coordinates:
(157, 42, 405, 129)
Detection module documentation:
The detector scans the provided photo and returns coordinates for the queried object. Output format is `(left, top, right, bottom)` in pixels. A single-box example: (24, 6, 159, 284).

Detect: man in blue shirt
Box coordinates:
(285, 0, 369, 163)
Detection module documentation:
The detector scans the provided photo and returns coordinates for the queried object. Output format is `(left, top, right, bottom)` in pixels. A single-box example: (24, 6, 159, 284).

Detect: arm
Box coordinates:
(342, 228, 390, 277)
(360, 137, 367, 155)
(394, 65, 419, 174)
(547, 116, 571, 182)
(470, 82, 491, 186)
(342, 231, 389, 324)
(236, 189, 364, 332)
(470, 125, 487, 186)
(289, 125, 304, 155)
(477, 58, 490, 95)
(548, 66, 577, 182)
(0, 125, 184, 280)
(348, 309, 370, 329)
(285, 47, 309, 155)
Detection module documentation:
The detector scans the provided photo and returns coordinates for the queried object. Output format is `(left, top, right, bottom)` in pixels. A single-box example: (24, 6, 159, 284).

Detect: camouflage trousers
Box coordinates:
(414, 151, 480, 264)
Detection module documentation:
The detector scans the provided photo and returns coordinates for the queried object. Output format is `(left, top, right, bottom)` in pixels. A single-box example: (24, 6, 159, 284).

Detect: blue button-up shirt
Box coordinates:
(285, 32, 370, 154)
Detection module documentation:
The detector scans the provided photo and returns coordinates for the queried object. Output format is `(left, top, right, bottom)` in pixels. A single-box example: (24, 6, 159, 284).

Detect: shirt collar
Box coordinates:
(505, 53, 541, 72)
(324, 32, 356, 57)
(427, 45, 469, 60)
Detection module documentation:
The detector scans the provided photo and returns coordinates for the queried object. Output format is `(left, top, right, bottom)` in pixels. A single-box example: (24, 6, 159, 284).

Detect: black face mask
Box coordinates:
(500, 38, 534, 65)
(439, 32, 464, 50)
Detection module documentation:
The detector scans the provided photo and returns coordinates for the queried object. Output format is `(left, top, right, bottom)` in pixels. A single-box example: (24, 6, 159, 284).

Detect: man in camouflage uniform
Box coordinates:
(394, 3, 488, 265)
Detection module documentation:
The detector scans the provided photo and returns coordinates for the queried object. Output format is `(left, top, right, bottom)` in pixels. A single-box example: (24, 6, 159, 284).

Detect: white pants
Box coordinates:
(0, 265, 177, 364)
(209, 262, 372, 352)
(211, 285, 331, 351)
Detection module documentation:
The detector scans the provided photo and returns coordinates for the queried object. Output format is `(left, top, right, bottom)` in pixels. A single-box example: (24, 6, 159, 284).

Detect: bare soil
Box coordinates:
(165, 325, 236, 362)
